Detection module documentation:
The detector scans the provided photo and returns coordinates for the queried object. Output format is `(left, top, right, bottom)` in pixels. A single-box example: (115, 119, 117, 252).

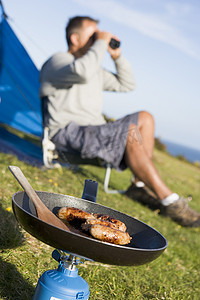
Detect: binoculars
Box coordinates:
(109, 38, 121, 49)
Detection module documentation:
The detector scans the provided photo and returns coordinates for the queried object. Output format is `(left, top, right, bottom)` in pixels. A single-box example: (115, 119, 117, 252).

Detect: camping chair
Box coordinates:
(41, 97, 126, 194)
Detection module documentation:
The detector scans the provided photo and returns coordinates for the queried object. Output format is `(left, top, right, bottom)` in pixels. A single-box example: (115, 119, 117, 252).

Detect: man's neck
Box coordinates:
(68, 49, 82, 58)
(68, 42, 92, 58)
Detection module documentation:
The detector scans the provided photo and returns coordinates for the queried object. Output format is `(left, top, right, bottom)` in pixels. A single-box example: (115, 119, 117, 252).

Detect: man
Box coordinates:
(40, 16, 200, 227)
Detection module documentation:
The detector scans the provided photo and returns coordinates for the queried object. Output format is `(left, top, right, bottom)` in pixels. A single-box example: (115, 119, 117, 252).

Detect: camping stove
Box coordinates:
(32, 179, 97, 300)
(11, 178, 168, 299)
(33, 250, 90, 300)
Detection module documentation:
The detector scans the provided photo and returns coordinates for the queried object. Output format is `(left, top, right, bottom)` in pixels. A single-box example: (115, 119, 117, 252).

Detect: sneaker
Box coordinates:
(125, 182, 160, 209)
(161, 197, 200, 227)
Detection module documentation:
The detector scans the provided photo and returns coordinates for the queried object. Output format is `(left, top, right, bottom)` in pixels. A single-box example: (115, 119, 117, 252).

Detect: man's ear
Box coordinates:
(70, 33, 80, 46)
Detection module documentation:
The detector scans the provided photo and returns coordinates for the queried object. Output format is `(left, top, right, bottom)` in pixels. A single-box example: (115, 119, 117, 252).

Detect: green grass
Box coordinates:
(0, 149, 200, 299)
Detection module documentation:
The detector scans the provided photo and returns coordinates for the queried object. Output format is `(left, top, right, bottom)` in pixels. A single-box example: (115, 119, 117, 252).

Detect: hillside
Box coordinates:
(0, 148, 200, 299)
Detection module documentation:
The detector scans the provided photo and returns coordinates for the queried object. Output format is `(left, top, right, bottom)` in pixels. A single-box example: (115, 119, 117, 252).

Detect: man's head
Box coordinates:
(66, 16, 99, 56)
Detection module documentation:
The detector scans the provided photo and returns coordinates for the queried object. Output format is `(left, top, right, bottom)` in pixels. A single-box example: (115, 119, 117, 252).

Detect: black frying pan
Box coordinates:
(12, 191, 167, 266)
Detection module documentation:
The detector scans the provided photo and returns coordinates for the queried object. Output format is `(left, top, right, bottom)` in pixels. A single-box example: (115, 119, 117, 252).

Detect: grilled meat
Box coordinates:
(58, 207, 131, 245)
(90, 224, 131, 245)
(81, 218, 123, 231)
(94, 213, 127, 232)
(57, 207, 94, 223)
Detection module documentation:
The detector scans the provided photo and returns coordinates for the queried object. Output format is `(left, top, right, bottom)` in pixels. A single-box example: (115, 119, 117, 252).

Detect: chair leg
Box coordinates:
(103, 164, 126, 194)
(42, 127, 61, 169)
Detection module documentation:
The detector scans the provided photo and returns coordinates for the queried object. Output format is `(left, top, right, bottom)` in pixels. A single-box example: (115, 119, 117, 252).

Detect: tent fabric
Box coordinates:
(0, 126, 43, 166)
(0, 4, 43, 137)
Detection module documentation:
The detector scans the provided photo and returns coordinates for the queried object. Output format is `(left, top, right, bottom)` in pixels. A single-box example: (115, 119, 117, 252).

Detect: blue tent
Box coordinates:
(0, 2, 43, 165)
(0, 2, 42, 137)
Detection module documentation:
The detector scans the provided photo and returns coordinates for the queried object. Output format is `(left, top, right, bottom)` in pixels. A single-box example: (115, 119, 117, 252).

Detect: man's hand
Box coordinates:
(107, 35, 121, 60)
(96, 31, 121, 60)
(108, 46, 121, 60)
(96, 31, 112, 45)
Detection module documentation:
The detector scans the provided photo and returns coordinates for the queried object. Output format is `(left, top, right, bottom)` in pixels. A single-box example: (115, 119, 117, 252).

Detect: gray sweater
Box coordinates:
(39, 39, 136, 139)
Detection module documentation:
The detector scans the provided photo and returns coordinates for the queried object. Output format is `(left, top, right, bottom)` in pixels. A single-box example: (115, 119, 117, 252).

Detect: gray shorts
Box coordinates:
(52, 112, 139, 170)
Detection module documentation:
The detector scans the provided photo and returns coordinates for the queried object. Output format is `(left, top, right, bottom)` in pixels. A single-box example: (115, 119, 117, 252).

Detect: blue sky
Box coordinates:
(4, 0, 200, 150)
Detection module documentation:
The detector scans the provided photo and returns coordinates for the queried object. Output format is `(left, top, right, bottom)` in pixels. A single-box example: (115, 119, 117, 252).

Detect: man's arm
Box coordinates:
(41, 31, 113, 90)
(69, 39, 107, 83)
(41, 39, 107, 89)
(102, 55, 136, 92)
(71, 31, 113, 83)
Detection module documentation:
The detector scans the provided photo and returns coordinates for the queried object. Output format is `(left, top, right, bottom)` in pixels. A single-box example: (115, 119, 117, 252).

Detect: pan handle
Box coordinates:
(81, 179, 98, 203)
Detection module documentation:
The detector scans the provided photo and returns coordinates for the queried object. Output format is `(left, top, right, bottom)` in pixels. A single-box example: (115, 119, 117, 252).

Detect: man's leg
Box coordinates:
(132, 111, 155, 186)
(125, 111, 200, 227)
(125, 111, 171, 200)
(137, 111, 154, 159)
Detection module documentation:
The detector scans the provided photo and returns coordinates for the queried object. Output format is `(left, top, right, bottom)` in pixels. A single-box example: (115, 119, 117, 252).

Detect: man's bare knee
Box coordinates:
(138, 111, 155, 128)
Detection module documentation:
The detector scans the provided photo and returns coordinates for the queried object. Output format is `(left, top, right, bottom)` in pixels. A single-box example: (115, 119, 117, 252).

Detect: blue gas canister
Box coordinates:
(33, 252, 90, 300)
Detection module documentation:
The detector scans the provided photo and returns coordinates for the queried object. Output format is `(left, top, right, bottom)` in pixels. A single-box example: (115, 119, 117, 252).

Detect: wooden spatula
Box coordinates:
(9, 166, 70, 231)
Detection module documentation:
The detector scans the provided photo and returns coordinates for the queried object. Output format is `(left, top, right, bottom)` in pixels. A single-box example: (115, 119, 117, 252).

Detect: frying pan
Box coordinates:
(12, 190, 167, 266)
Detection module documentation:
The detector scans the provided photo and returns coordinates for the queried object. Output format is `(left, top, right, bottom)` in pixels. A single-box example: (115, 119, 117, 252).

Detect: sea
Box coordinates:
(161, 139, 200, 163)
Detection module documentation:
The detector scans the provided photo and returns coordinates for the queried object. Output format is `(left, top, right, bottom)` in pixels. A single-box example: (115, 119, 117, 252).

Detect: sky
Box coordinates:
(3, 0, 200, 150)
